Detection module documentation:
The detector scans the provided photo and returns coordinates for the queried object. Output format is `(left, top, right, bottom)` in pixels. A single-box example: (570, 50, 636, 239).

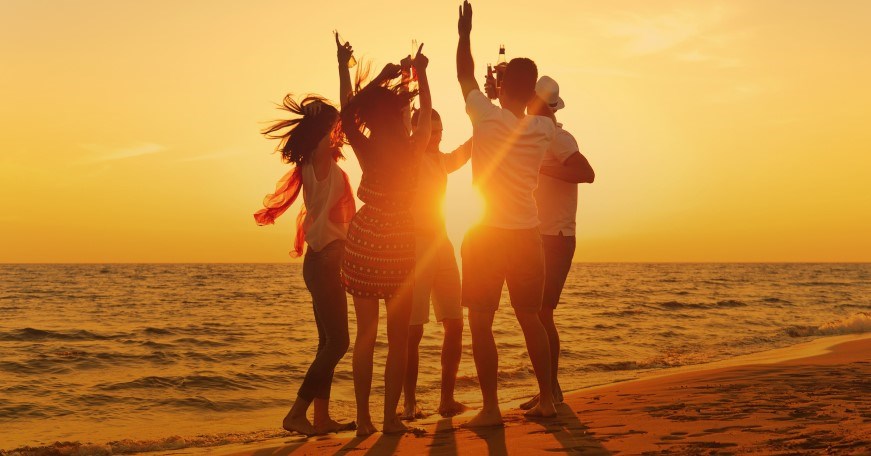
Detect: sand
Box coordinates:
(213, 334, 870, 455)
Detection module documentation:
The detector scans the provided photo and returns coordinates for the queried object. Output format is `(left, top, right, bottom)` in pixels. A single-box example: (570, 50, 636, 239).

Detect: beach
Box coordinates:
(209, 334, 870, 456)
(1, 264, 869, 454)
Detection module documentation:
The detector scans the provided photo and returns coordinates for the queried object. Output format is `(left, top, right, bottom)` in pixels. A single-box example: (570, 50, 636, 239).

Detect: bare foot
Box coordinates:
(523, 402, 557, 419)
(314, 418, 356, 435)
(356, 417, 378, 436)
(437, 399, 469, 417)
(282, 413, 316, 436)
(460, 408, 504, 428)
(400, 403, 424, 421)
(383, 416, 410, 434)
(519, 393, 540, 410)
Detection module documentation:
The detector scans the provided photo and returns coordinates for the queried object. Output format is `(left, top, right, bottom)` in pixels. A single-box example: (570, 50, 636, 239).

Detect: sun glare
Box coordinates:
(444, 179, 485, 246)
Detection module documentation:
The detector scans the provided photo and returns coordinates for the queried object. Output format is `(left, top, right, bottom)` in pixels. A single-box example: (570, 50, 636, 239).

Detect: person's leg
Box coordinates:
(383, 288, 413, 433)
(514, 308, 555, 417)
(402, 323, 424, 420)
(438, 317, 467, 416)
(402, 232, 436, 420)
(352, 296, 379, 436)
(538, 307, 561, 401)
(309, 242, 352, 433)
(431, 235, 466, 416)
(284, 247, 328, 435)
(459, 226, 506, 428)
(520, 234, 574, 409)
(464, 309, 502, 427)
(506, 229, 555, 418)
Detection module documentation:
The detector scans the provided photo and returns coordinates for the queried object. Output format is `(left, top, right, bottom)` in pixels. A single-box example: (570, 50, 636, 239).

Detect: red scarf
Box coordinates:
(254, 160, 356, 257)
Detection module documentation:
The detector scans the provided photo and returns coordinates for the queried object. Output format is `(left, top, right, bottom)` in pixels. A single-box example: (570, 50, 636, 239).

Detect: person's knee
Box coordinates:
(468, 311, 494, 333)
(332, 331, 351, 357)
(355, 322, 378, 345)
(408, 324, 424, 345)
(442, 318, 464, 338)
(514, 308, 544, 330)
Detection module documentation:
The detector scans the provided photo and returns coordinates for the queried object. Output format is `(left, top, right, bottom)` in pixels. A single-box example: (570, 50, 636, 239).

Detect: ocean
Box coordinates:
(1, 263, 869, 453)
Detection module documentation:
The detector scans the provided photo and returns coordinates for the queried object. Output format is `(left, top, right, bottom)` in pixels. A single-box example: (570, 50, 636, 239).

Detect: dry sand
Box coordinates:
(214, 334, 870, 455)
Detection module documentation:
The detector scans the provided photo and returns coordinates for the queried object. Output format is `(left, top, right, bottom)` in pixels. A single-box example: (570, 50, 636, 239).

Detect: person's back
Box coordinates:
(466, 92, 554, 228)
(455, 1, 559, 427)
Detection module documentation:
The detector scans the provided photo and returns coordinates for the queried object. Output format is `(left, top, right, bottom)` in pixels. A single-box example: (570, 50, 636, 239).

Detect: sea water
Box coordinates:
(1, 263, 869, 452)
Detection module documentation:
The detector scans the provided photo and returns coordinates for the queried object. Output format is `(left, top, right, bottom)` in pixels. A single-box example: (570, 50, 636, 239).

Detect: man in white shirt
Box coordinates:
(521, 76, 596, 411)
(456, 0, 558, 427)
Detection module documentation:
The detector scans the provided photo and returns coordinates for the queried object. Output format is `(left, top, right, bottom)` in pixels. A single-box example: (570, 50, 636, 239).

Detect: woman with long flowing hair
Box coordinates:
(338, 41, 432, 434)
(254, 92, 357, 436)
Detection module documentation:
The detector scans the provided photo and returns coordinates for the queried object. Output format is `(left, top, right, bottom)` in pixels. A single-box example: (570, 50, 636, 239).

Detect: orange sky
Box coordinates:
(1, 0, 870, 262)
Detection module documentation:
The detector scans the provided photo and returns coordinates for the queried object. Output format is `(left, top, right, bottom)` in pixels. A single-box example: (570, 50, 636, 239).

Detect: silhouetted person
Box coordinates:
(402, 108, 472, 420)
(519, 75, 595, 411)
(254, 94, 356, 436)
(338, 41, 433, 435)
(455, 0, 558, 427)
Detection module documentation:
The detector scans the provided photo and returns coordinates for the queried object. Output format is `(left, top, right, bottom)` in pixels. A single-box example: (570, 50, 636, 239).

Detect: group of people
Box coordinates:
(254, 0, 594, 437)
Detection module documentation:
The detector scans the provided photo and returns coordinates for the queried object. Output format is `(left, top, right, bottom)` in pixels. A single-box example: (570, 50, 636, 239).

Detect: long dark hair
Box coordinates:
(342, 64, 417, 148)
(262, 95, 342, 165)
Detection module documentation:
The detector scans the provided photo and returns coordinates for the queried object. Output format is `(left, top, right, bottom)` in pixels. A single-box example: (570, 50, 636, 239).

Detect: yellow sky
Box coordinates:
(1, 0, 870, 262)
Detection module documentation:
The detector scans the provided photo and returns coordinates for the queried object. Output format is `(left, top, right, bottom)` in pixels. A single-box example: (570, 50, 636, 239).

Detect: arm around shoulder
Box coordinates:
(540, 151, 595, 184)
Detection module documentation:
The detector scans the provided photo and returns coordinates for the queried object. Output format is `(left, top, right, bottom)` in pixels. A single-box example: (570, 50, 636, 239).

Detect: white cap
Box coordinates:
(535, 75, 565, 111)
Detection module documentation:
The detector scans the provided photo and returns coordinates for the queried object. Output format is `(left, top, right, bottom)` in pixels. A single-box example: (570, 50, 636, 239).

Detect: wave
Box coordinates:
(455, 365, 532, 388)
(0, 327, 116, 342)
(97, 374, 259, 392)
(656, 300, 748, 311)
(0, 430, 288, 456)
(785, 312, 871, 337)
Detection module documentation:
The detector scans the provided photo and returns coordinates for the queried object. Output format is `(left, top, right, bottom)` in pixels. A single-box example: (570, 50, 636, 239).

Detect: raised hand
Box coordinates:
(411, 43, 428, 71)
(378, 63, 403, 82)
(334, 31, 354, 67)
(458, 0, 472, 36)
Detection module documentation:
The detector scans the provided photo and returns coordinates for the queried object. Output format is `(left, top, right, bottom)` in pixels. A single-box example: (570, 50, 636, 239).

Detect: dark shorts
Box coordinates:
(541, 234, 576, 309)
(461, 225, 545, 313)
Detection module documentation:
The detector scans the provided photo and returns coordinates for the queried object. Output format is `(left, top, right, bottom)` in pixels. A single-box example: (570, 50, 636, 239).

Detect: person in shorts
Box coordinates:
(455, 0, 558, 427)
(401, 109, 472, 420)
(520, 75, 596, 411)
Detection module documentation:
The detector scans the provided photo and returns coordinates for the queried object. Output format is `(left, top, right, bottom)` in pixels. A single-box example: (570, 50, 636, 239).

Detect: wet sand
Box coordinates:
(214, 334, 870, 455)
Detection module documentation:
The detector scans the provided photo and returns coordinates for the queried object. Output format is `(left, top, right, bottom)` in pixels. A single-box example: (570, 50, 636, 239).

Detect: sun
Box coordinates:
(443, 176, 485, 247)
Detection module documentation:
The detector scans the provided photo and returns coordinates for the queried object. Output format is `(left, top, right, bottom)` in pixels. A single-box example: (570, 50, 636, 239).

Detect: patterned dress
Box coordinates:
(342, 163, 417, 299)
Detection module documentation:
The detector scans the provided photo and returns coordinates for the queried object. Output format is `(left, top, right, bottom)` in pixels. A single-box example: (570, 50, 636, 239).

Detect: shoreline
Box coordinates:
(202, 333, 870, 455)
(2, 334, 866, 455)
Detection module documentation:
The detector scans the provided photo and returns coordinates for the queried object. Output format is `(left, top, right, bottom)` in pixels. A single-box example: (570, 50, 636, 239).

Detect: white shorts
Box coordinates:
(411, 232, 463, 325)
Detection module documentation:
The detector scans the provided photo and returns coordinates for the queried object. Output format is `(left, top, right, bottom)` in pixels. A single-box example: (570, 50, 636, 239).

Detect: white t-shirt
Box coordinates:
(301, 161, 349, 252)
(534, 125, 580, 236)
(465, 90, 556, 229)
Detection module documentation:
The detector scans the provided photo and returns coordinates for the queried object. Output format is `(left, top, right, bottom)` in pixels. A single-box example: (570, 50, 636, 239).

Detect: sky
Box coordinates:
(1, 0, 870, 262)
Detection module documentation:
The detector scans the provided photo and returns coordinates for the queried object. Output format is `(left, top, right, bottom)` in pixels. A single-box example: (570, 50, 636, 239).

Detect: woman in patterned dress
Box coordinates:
(338, 43, 432, 435)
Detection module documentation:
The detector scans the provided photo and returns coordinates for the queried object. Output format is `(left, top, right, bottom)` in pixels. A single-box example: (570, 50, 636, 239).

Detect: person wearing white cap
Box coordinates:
(520, 75, 595, 411)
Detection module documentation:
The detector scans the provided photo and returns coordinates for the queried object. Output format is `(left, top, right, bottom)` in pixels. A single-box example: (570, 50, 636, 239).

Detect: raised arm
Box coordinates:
(399, 56, 414, 135)
(335, 32, 353, 108)
(443, 138, 473, 173)
(410, 44, 432, 155)
(540, 152, 596, 184)
(456, 1, 480, 100)
(342, 63, 403, 152)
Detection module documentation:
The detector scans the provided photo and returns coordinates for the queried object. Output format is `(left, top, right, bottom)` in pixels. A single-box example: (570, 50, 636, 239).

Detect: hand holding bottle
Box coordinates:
(334, 30, 356, 68)
(411, 43, 428, 72)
